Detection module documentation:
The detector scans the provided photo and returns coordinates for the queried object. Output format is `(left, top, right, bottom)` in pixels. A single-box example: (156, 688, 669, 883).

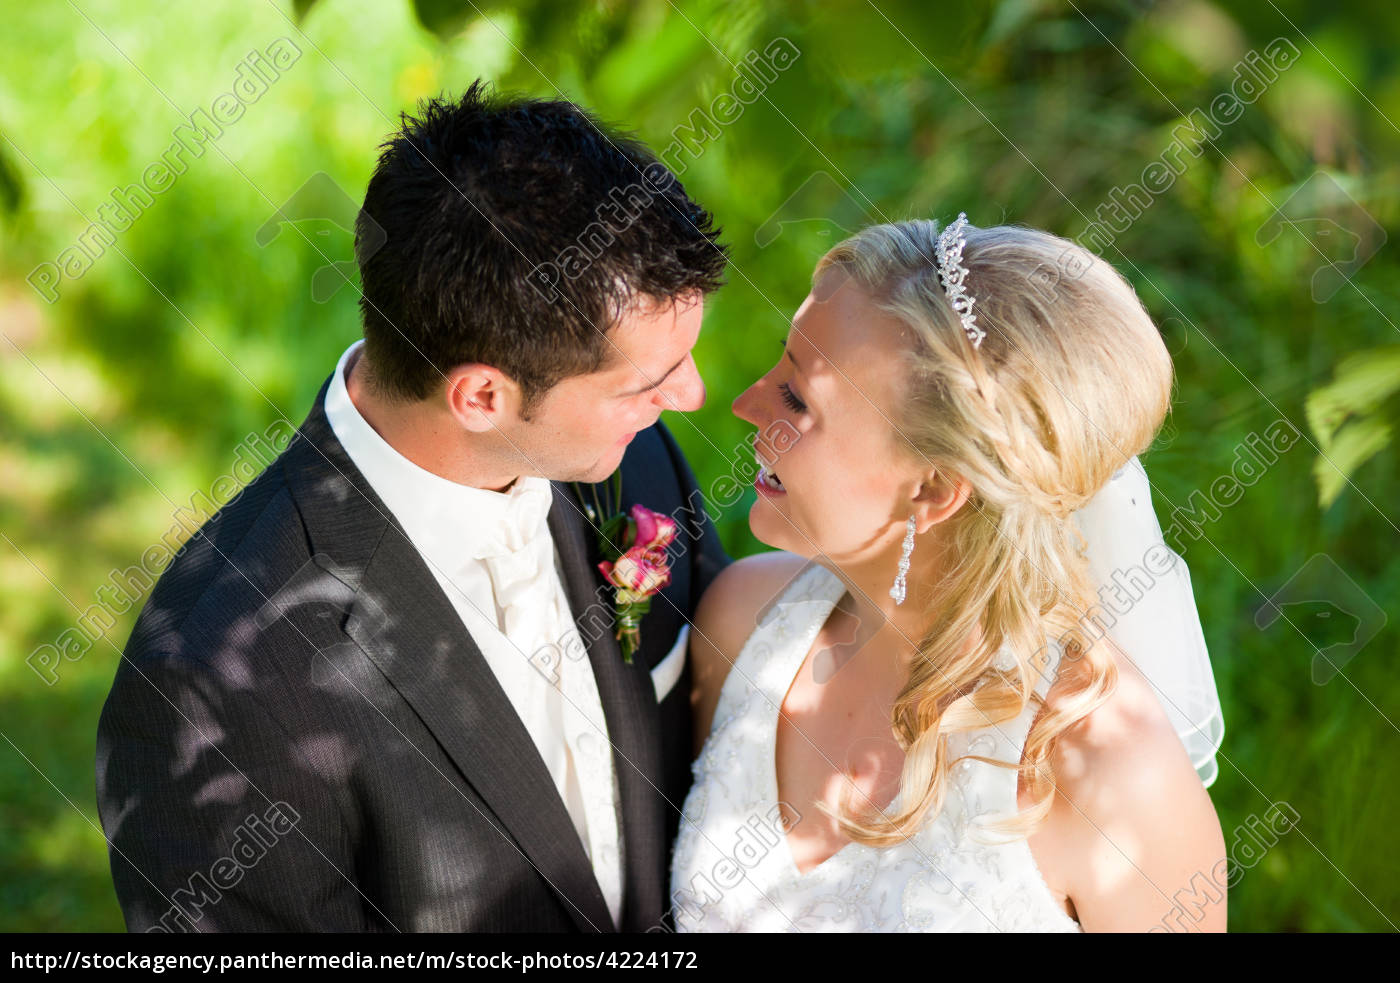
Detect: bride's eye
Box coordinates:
(778, 382, 806, 413)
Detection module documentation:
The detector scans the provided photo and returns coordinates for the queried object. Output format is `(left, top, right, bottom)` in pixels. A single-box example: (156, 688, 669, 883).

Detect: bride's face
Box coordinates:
(733, 269, 926, 561)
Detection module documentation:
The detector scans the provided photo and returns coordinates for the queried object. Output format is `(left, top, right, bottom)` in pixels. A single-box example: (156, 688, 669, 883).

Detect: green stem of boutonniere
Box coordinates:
(613, 593, 650, 663)
(570, 480, 604, 529)
(571, 470, 624, 537)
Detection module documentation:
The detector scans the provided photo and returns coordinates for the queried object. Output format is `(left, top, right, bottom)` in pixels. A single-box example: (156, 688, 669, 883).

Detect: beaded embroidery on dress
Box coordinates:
(670, 563, 1082, 932)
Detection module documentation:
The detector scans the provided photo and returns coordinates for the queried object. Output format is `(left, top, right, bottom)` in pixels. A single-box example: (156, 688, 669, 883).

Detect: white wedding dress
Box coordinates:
(669, 562, 1081, 933)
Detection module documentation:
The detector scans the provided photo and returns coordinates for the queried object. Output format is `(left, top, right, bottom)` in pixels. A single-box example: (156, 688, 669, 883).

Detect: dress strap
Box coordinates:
(953, 638, 1067, 837)
(724, 560, 849, 714)
(753, 561, 847, 630)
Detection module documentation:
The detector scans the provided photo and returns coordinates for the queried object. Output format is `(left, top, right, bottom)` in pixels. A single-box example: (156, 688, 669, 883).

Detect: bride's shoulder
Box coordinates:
(1033, 641, 1227, 929)
(689, 552, 812, 737)
(1038, 642, 1196, 811)
(1044, 641, 1185, 777)
(695, 552, 814, 644)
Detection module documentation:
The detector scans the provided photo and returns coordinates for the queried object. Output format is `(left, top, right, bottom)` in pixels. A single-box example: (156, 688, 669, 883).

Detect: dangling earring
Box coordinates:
(889, 516, 916, 605)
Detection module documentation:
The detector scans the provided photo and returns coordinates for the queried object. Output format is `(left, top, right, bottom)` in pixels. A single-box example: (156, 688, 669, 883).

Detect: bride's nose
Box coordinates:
(732, 376, 765, 426)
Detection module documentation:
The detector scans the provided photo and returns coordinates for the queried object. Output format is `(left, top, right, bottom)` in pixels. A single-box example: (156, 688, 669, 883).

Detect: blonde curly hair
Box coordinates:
(814, 219, 1173, 843)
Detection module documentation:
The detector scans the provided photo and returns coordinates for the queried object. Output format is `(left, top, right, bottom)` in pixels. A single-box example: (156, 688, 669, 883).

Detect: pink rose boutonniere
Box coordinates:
(595, 503, 677, 663)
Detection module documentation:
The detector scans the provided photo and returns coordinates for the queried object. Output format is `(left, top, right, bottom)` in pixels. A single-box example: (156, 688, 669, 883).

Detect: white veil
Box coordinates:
(1070, 456, 1225, 787)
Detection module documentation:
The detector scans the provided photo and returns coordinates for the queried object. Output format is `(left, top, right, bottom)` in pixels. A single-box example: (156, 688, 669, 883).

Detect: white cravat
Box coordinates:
(323, 339, 623, 927)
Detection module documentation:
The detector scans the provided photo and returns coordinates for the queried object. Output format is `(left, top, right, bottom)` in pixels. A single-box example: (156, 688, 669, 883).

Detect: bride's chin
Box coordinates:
(747, 498, 796, 550)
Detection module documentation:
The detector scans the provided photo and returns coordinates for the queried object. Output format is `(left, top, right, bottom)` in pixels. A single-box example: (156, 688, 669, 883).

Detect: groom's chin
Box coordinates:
(572, 450, 627, 485)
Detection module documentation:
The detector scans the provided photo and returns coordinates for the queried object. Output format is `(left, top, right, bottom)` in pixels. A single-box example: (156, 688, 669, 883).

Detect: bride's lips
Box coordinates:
(754, 449, 787, 498)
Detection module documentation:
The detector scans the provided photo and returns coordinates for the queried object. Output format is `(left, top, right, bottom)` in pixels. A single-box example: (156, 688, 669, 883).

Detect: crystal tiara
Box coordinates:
(934, 212, 986, 349)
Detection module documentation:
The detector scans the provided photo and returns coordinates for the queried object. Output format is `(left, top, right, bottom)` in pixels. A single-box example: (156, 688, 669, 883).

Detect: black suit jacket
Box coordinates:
(95, 371, 729, 932)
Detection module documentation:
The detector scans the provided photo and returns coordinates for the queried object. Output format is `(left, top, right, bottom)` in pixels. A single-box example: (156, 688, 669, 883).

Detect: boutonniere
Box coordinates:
(572, 472, 676, 664)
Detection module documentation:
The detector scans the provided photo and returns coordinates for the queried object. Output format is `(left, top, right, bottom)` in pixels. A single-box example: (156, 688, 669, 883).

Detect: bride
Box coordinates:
(670, 216, 1227, 932)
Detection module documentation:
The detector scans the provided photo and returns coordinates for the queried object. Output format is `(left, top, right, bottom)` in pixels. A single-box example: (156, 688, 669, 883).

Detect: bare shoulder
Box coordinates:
(1046, 643, 1187, 781)
(1032, 644, 1228, 932)
(688, 551, 812, 753)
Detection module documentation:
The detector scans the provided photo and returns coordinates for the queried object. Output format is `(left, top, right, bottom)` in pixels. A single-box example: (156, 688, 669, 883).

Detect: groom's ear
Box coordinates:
(444, 363, 523, 433)
(911, 468, 972, 532)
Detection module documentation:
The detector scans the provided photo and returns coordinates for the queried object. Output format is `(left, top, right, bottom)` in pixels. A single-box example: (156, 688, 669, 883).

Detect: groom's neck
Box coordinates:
(345, 348, 521, 494)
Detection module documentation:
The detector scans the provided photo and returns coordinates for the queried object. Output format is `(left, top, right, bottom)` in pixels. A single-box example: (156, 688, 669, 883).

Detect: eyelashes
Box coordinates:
(778, 382, 807, 413)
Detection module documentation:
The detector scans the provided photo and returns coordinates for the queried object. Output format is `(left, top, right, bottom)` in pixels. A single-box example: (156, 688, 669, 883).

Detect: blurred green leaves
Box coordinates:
(0, 131, 22, 216)
(1308, 345, 1400, 509)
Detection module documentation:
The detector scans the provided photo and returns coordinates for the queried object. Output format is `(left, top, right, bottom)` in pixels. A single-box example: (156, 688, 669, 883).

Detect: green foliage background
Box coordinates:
(1, 0, 1397, 931)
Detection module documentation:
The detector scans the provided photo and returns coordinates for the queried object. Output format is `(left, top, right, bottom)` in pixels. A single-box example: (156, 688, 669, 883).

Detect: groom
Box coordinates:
(95, 82, 730, 932)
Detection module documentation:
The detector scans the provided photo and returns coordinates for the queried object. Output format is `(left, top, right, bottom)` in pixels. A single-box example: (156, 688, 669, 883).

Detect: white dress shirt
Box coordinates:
(323, 339, 623, 926)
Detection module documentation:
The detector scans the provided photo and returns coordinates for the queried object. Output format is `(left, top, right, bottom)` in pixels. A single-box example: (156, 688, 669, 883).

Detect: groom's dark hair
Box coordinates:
(354, 80, 727, 412)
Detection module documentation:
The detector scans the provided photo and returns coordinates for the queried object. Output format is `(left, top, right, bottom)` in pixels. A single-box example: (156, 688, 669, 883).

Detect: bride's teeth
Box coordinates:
(754, 442, 786, 492)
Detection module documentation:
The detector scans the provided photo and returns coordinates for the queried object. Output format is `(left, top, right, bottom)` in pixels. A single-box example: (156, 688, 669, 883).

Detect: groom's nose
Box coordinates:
(656, 353, 705, 413)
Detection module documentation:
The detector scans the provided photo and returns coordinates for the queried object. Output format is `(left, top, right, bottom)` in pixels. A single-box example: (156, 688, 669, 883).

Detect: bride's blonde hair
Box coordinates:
(815, 219, 1173, 843)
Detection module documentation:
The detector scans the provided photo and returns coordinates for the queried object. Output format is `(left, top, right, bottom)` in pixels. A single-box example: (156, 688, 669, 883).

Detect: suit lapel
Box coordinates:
(343, 533, 614, 932)
(286, 377, 613, 933)
(548, 483, 667, 932)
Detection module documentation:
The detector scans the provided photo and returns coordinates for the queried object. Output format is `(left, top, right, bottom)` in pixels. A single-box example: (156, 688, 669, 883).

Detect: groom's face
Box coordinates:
(507, 292, 707, 483)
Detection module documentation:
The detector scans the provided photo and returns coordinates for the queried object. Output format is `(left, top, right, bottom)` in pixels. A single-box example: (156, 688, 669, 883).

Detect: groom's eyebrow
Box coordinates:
(619, 355, 685, 396)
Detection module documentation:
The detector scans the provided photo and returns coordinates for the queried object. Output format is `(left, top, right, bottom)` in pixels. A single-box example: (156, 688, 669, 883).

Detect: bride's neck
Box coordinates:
(822, 531, 955, 667)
